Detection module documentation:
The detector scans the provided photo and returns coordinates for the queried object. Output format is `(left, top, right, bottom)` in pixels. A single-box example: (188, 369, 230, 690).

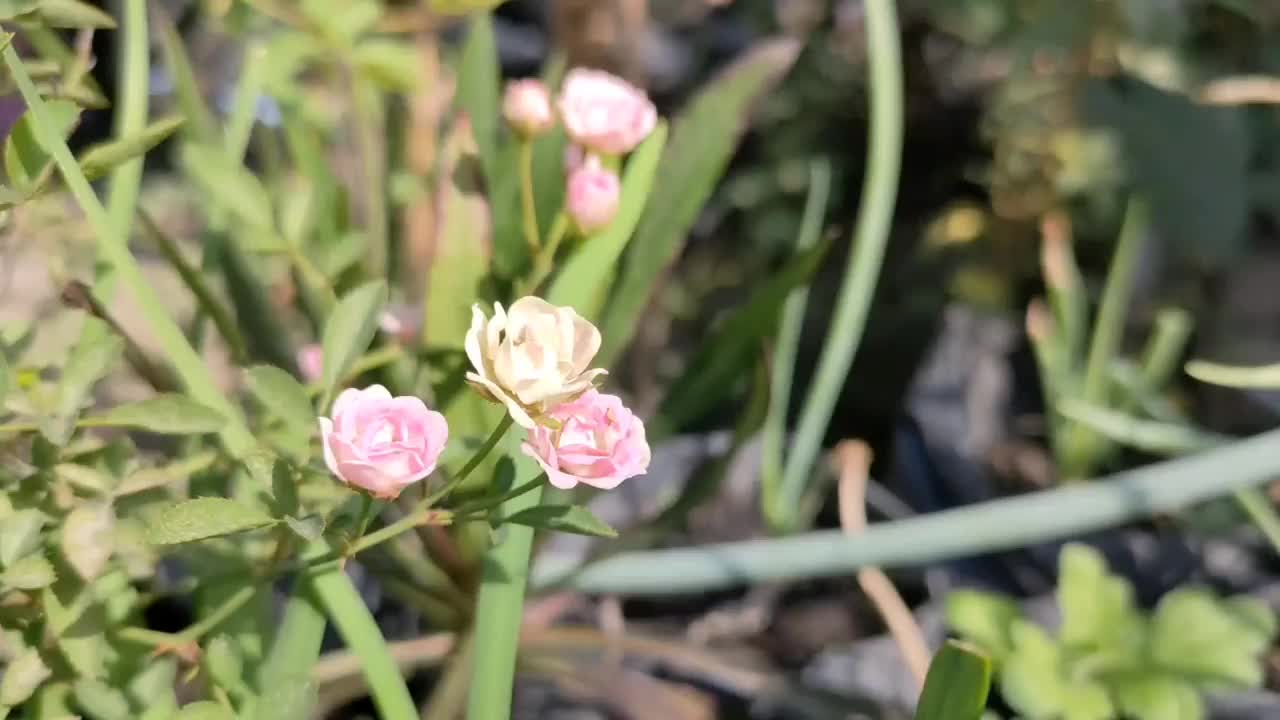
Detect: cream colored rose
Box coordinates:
(465, 296, 606, 428)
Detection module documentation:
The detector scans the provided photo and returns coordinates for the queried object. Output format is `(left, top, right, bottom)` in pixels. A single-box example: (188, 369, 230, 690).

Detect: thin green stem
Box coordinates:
(138, 210, 249, 362)
(1233, 489, 1280, 555)
(1060, 198, 1148, 479)
(521, 213, 569, 295)
(225, 44, 267, 162)
(775, 0, 902, 529)
(429, 414, 516, 505)
(353, 494, 377, 538)
(352, 74, 389, 278)
(762, 158, 830, 531)
(179, 585, 256, 641)
(1, 43, 256, 456)
(518, 140, 540, 255)
(101, 0, 148, 295)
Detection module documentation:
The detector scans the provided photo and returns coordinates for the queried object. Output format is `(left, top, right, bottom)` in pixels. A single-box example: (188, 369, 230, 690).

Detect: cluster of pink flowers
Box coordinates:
(502, 68, 657, 235)
(319, 297, 650, 500)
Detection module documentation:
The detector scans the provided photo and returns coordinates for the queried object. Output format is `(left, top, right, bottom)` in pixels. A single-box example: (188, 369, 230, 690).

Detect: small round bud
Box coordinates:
(503, 79, 555, 138)
(566, 160, 621, 235)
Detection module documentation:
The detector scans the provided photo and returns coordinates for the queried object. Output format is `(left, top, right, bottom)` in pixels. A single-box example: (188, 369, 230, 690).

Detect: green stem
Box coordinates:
(1060, 198, 1148, 479)
(761, 158, 830, 531)
(1233, 489, 1280, 555)
(521, 213, 569, 295)
(775, 0, 902, 529)
(1, 43, 256, 456)
(439, 415, 515, 500)
(537, 426, 1280, 595)
(467, 464, 545, 720)
(352, 74, 389, 278)
(225, 44, 267, 162)
(179, 585, 256, 641)
(101, 0, 148, 294)
(518, 140, 540, 255)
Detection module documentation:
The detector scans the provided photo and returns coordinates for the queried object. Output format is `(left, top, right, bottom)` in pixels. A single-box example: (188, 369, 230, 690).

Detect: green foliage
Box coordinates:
(320, 281, 388, 403)
(87, 395, 226, 435)
(598, 39, 801, 364)
(501, 504, 618, 538)
(947, 544, 1277, 720)
(145, 498, 278, 545)
(915, 640, 992, 720)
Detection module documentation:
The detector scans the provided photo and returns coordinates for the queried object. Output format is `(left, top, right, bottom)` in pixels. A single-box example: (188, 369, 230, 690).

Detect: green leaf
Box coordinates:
(246, 365, 314, 435)
(1111, 674, 1204, 720)
(250, 674, 316, 720)
(320, 280, 388, 400)
(87, 394, 226, 435)
(547, 123, 669, 317)
(71, 677, 131, 720)
(174, 702, 234, 720)
(914, 640, 991, 720)
(204, 636, 250, 699)
(429, 0, 507, 15)
(0, 648, 51, 706)
(4, 99, 78, 193)
(0, 0, 39, 21)
(146, 498, 277, 545)
(126, 658, 178, 716)
(353, 39, 420, 91)
(48, 315, 123, 443)
(945, 590, 1022, 662)
(1057, 543, 1142, 655)
(0, 349, 9, 404)
(1150, 587, 1276, 688)
(658, 234, 831, 431)
(270, 458, 300, 518)
(598, 39, 802, 364)
(0, 552, 56, 590)
(1084, 79, 1247, 266)
(55, 462, 117, 494)
(61, 502, 114, 581)
(156, 10, 217, 143)
(423, 118, 491, 350)
(180, 143, 277, 234)
(456, 12, 500, 188)
(37, 0, 115, 28)
(284, 514, 324, 543)
(78, 116, 185, 181)
(502, 504, 618, 538)
(0, 509, 45, 567)
(1000, 620, 1114, 720)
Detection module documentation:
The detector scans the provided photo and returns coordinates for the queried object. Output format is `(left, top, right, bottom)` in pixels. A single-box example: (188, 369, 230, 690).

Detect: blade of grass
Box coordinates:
(545, 123, 668, 320)
(761, 158, 829, 528)
(596, 39, 801, 365)
(1059, 198, 1148, 479)
(1185, 359, 1280, 388)
(534, 426, 1280, 594)
(775, 0, 903, 530)
(1, 41, 255, 456)
(100, 0, 147, 293)
(914, 640, 991, 720)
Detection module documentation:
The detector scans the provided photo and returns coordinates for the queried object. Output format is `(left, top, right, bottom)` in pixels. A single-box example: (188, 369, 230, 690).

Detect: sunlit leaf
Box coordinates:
(146, 498, 277, 545)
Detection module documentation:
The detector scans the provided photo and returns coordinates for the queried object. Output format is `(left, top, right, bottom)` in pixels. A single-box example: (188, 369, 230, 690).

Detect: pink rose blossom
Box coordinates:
(558, 68, 657, 156)
(503, 79, 556, 137)
(521, 390, 650, 491)
(319, 385, 448, 500)
(297, 344, 324, 383)
(565, 160, 621, 234)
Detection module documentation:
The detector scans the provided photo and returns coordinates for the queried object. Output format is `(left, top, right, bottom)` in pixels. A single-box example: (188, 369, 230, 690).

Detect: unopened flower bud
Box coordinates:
(566, 161, 621, 234)
(503, 79, 555, 138)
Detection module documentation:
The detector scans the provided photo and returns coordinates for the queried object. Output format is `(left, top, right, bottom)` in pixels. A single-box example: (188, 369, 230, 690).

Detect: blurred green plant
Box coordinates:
(948, 544, 1276, 720)
(914, 640, 992, 720)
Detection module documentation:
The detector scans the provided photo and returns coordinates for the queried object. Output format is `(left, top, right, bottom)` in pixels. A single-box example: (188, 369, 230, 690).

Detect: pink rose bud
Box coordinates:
(503, 79, 555, 138)
(521, 390, 650, 491)
(558, 68, 657, 156)
(297, 344, 324, 383)
(566, 160, 621, 234)
(318, 385, 449, 500)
